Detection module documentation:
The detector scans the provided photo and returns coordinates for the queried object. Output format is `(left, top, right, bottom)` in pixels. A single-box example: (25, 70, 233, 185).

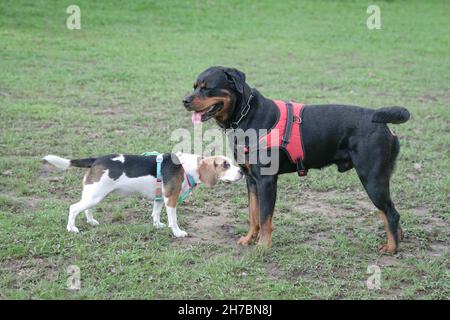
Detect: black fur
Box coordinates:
(75, 153, 183, 183)
(184, 66, 411, 251)
(70, 158, 97, 168)
(372, 106, 410, 124)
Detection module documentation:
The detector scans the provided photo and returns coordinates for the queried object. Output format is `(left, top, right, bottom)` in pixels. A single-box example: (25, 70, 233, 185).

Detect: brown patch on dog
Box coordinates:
(164, 167, 184, 207)
(213, 90, 232, 123)
(379, 211, 398, 254)
(190, 90, 232, 119)
(198, 156, 236, 187)
(238, 190, 260, 245)
(198, 158, 219, 187)
(84, 165, 106, 185)
(191, 96, 227, 110)
(258, 215, 273, 247)
(198, 155, 237, 187)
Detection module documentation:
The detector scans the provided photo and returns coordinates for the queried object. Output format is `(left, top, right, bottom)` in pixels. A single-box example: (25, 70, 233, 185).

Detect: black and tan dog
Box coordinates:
(183, 66, 410, 253)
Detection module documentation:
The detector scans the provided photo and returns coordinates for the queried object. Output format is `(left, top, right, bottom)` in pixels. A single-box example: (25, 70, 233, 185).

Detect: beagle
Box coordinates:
(42, 152, 243, 237)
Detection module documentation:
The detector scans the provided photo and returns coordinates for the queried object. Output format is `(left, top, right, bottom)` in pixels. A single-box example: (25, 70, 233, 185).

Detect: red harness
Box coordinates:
(254, 100, 307, 176)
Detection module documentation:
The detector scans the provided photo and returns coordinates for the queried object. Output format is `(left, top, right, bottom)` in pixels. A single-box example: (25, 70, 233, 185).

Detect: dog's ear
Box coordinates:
(223, 68, 246, 94)
(198, 159, 218, 187)
(213, 156, 224, 168)
(172, 152, 183, 165)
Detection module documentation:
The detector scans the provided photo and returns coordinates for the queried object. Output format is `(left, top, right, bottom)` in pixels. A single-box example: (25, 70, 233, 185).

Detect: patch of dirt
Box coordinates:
(0, 257, 60, 287)
(266, 262, 285, 279)
(0, 189, 41, 212)
(302, 230, 332, 247)
(287, 190, 374, 219)
(180, 212, 240, 246)
(412, 207, 429, 216)
(175, 190, 379, 249)
(422, 216, 448, 233)
(38, 162, 63, 179)
(377, 254, 402, 267)
(418, 94, 438, 103)
(409, 207, 449, 257)
(428, 242, 449, 257)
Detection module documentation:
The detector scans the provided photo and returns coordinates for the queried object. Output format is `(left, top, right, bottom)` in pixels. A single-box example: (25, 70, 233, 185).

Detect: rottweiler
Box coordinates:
(183, 66, 410, 253)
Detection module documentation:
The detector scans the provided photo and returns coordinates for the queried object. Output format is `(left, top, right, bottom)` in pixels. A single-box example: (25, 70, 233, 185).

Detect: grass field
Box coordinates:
(0, 0, 449, 299)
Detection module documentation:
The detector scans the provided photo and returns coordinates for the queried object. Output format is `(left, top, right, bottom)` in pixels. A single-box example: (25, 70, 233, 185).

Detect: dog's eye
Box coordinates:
(223, 161, 230, 169)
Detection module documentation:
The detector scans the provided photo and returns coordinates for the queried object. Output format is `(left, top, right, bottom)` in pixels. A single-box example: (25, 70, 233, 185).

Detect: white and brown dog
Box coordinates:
(42, 152, 243, 237)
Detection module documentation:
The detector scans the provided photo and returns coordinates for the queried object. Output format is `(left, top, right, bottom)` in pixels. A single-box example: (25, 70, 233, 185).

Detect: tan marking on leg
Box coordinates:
(379, 211, 397, 254)
(238, 191, 260, 245)
(164, 168, 184, 207)
(258, 215, 273, 248)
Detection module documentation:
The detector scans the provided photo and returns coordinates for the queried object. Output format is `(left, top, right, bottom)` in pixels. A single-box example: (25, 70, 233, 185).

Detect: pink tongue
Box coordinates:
(191, 112, 204, 124)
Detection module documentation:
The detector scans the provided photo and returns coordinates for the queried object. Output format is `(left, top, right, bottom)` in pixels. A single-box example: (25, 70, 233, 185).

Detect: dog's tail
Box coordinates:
(42, 155, 97, 170)
(372, 107, 410, 124)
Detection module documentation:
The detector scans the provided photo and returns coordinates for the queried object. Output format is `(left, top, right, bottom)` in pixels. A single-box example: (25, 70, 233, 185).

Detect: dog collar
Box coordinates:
(220, 88, 254, 132)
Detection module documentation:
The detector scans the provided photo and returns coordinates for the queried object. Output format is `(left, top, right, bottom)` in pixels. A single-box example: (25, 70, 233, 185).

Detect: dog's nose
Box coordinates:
(183, 96, 193, 107)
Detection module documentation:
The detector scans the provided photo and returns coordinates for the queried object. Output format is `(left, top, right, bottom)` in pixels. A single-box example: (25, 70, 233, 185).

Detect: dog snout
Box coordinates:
(183, 95, 193, 108)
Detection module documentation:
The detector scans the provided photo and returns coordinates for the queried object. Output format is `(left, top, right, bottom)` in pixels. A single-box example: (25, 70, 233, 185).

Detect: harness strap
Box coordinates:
(282, 101, 294, 148)
(155, 154, 164, 201)
(177, 172, 197, 204)
(240, 100, 308, 176)
(142, 151, 197, 203)
(295, 105, 307, 176)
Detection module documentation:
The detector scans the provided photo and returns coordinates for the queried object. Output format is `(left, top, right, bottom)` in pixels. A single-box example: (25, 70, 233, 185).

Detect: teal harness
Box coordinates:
(142, 152, 197, 204)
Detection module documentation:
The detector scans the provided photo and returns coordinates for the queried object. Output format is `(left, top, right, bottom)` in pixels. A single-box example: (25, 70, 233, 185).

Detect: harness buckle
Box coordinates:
(293, 115, 302, 124)
(296, 160, 307, 177)
(230, 122, 239, 130)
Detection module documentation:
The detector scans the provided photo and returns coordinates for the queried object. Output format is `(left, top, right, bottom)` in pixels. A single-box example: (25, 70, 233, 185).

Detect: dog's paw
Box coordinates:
(378, 244, 397, 255)
(87, 219, 99, 226)
(153, 221, 166, 229)
(237, 236, 252, 245)
(172, 228, 188, 238)
(67, 225, 79, 233)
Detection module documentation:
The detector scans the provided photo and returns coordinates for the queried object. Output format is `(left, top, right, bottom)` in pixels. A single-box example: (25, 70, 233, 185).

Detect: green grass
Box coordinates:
(1, 0, 449, 299)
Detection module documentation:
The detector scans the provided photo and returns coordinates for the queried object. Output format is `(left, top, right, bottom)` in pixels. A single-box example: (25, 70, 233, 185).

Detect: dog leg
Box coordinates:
(350, 139, 401, 254)
(67, 183, 107, 233)
(68, 200, 92, 232)
(238, 176, 260, 245)
(85, 209, 99, 226)
(165, 203, 187, 238)
(256, 175, 277, 248)
(378, 211, 398, 253)
(162, 169, 185, 238)
(151, 200, 165, 228)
